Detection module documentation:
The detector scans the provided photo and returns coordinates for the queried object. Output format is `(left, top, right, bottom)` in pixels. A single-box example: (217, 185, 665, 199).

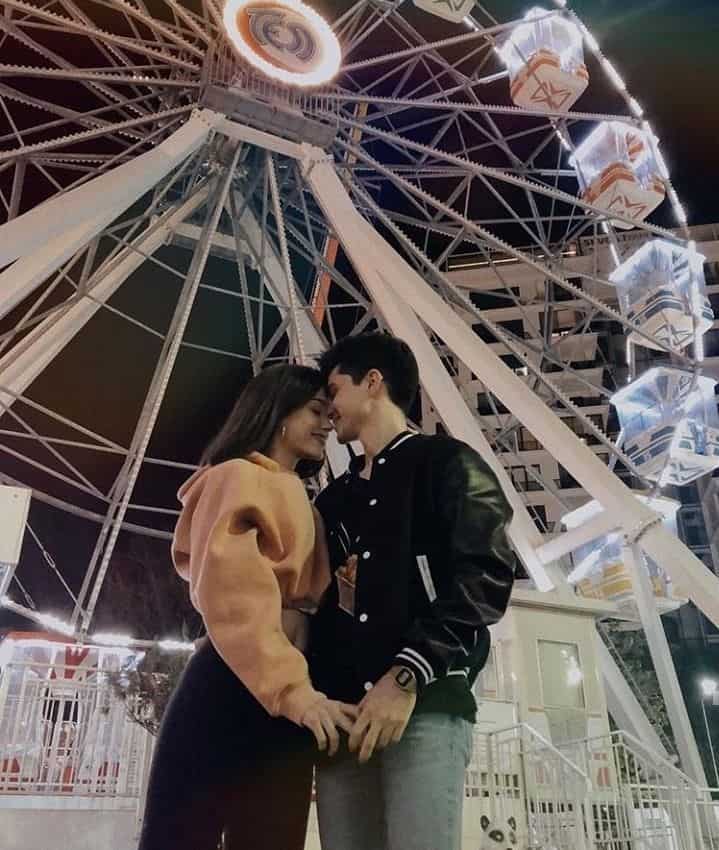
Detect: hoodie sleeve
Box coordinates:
(172, 462, 324, 725)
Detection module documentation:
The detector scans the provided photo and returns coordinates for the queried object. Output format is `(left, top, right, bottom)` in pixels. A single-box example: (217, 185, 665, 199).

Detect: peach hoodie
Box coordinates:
(172, 452, 331, 725)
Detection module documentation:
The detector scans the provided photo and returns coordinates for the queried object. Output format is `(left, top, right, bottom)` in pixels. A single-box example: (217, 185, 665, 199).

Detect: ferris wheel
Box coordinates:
(1, 0, 719, 786)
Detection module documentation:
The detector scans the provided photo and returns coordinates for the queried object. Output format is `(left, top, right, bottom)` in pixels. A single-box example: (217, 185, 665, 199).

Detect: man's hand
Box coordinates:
(301, 697, 359, 757)
(348, 666, 417, 764)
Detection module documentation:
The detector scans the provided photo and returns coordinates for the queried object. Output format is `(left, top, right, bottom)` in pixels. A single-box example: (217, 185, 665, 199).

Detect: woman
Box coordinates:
(138, 365, 357, 850)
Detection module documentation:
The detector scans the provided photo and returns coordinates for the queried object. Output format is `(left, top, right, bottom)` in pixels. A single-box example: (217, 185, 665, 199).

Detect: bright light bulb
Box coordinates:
(701, 678, 717, 697)
(158, 639, 195, 653)
(92, 632, 133, 647)
(582, 28, 599, 53)
(628, 97, 643, 117)
(38, 612, 75, 637)
(603, 60, 626, 92)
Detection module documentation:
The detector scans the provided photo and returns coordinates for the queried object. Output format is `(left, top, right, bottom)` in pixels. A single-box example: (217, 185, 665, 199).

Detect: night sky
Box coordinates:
(1, 0, 718, 638)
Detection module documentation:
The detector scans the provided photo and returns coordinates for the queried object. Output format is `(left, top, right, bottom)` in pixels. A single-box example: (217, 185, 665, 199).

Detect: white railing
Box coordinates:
(202, 42, 340, 124)
(0, 656, 151, 797)
(465, 723, 591, 849)
(3, 654, 717, 850)
(560, 730, 719, 849)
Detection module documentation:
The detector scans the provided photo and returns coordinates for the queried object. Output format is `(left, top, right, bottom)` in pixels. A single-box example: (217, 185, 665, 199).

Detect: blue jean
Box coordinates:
(315, 713, 473, 850)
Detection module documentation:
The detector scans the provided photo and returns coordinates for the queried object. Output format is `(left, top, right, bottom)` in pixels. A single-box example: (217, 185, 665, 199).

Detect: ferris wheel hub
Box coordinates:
(222, 0, 342, 87)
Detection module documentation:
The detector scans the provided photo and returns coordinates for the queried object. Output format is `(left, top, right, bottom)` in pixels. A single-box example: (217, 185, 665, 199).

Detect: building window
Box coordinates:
(531, 504, 548, 532)
(678, 507, 709, 548)
(509, 465, 542, 492)
(538, 640, 586, 709)
(558, 465, 580, 489)
(519, 428, 541, 451)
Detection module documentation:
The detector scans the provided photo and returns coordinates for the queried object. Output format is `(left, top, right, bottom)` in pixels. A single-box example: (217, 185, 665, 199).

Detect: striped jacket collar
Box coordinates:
(348, 429, 418, 474)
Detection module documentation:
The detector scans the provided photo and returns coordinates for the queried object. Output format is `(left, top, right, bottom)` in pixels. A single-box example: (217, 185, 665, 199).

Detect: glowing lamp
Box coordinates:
(223, 0, 341, 87)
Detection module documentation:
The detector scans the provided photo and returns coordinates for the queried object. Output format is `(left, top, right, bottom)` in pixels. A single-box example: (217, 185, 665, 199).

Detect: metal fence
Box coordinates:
(201, 42, 341, 125)
(0, 648, 151, 797)
(560, 730, 719, 850)
(464, 723, 592, 849)
(2, 650, 717, 850)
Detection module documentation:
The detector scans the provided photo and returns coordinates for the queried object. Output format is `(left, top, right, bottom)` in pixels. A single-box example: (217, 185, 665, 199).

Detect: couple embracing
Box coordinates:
(138, 332, 516, 850)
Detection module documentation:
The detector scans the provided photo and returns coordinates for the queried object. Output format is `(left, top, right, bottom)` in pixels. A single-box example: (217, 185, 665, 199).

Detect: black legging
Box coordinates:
(137, 638, 315, 850)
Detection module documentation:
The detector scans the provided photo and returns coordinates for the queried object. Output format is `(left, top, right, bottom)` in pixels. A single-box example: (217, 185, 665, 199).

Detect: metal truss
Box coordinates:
(0, 0, 713, 785)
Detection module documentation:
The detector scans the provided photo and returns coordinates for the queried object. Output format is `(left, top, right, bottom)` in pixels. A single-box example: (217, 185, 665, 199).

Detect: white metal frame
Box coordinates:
(0, 0, 715, 786)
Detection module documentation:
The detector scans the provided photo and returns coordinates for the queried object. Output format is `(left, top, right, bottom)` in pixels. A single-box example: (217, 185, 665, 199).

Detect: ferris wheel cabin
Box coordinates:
(611, 367, 719, 486)
(610, 239, 714, 351)
(499, 7, 588, 113)
(572, 122, 666, 228)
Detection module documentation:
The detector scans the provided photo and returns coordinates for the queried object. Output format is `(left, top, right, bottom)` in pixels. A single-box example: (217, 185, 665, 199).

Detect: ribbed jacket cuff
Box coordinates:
(394, 647, 437, 694)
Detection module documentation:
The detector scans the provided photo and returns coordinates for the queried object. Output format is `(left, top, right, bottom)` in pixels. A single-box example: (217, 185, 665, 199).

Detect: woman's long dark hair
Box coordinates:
(200, 364, 325, 478)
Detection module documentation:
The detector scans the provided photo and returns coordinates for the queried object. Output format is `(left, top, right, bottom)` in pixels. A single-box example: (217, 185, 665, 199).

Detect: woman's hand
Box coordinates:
(281, 609, 310, 653)
(300, 697, 359, 756)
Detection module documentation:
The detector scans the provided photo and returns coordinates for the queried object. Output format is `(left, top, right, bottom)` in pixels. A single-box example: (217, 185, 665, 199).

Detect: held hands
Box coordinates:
(348, 666, 417, 764)
(300, 697, 358, 757)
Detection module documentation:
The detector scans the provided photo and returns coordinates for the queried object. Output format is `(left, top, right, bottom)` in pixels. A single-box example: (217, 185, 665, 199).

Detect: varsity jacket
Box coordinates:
(309, 430, 515, 717)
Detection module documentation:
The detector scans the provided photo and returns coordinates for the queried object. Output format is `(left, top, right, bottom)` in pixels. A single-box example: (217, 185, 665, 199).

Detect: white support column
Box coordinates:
(302, 152, 553, 589)
(379, 268, 557, 589)
(0, 108, 222, 275)
(622, 543, 708, 785)
(0, 186, 210, 415)
(535, 510, 624, 567)
(231, 194, 349, 478)
(303, 150, 719, 632)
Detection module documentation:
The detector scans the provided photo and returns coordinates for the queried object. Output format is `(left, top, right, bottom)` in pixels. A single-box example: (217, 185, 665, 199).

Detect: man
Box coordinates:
(310, 332, 516, 850)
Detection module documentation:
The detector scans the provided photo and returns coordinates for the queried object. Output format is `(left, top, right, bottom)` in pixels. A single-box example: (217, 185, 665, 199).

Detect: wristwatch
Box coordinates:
(394, 666, 417, 693)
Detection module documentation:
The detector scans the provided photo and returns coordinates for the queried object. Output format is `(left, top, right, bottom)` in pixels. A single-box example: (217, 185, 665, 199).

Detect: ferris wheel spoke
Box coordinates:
(0, 82, 175, 149)
(164, 0, 215, 47)
(0, 103, 193, 164)
(343, 137, 694, 363)
(2, 0, 203, 68)
(341, 0, 406, 60)
(56, 0, 167, 97)
(0, 16, 171, 121)
(338, 119, 682, 243)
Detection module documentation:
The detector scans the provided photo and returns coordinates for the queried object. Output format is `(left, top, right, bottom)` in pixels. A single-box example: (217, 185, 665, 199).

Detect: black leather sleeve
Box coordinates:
(394, 443, 516, 691)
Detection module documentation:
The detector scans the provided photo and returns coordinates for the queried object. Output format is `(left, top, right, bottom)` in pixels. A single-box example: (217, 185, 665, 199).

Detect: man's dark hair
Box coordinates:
(318, 332, 419, 415)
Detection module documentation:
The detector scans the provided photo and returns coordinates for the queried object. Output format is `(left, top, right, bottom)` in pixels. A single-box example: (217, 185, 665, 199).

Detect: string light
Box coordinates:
(628, 97, 643, 118)
(92, 632, 134, 648)
(0, 596, 195, 655)
(603, 60, 626, 91)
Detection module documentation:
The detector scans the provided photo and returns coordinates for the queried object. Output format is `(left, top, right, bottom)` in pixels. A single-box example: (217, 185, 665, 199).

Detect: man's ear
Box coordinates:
(366, 368, 385, 395)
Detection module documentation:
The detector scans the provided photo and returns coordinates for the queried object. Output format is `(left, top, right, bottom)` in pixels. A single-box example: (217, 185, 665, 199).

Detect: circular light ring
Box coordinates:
(223, 0, 342, 87)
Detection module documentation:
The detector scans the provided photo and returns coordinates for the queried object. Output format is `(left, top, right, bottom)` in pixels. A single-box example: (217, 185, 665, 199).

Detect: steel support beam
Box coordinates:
(622, 543, 707, 785)
(303, 147, 719, 633)
(0, 109, 221, 271)
(0, 187, 210, 416)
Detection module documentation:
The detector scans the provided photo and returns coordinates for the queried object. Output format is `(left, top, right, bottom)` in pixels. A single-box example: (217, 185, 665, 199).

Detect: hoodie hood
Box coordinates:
(177, 452, 281, 504)
(172, 452, 283, 582)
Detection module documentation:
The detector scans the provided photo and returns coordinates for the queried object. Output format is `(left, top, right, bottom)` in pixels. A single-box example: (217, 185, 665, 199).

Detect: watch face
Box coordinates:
(396, 668, 414, 688)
